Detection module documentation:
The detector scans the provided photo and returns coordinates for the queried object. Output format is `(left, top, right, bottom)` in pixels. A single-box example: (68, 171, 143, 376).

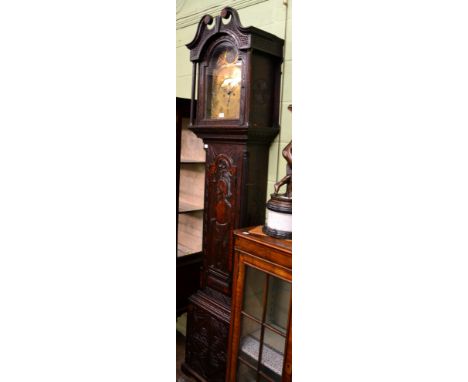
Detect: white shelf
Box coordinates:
(177, 115, 204, 258)
(177, 211, 203, 258)
(178, 200, 204, 213)
(177, 243, 200, 257)
(180, 158, 205, 164)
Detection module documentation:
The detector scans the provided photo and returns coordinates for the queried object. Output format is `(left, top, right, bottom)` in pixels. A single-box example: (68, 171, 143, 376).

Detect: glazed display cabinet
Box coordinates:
(226, 227, 292, 382)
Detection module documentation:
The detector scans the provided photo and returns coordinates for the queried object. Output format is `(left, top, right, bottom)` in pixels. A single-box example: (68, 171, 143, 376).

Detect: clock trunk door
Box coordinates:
(203, 142, 244, 294)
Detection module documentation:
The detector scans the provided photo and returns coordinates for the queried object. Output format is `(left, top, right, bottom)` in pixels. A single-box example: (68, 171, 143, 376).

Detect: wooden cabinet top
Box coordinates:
(234, 226, 292, 270)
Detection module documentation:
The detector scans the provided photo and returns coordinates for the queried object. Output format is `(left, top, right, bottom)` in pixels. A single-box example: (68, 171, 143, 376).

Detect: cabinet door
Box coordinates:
(229, 252, 291, 382)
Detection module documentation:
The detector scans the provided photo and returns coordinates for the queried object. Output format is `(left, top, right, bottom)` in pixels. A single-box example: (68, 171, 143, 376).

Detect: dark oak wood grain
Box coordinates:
(182, 7, 284, 381)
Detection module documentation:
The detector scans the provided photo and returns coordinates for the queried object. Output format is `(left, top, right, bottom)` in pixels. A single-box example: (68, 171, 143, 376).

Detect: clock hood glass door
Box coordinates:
(205, 43, 242, 120)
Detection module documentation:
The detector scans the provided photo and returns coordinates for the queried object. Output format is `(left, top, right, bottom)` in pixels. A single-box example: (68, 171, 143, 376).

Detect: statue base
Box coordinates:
(263, 194, 292, 240)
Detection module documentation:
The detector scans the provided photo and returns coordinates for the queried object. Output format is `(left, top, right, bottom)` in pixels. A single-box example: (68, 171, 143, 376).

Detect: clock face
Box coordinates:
(205, 45, 242, 120)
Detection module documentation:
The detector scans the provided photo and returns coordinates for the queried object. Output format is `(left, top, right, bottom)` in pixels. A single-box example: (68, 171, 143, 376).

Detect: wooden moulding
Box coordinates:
(177, 211, 204, 257)
(234, 227, 292, 270)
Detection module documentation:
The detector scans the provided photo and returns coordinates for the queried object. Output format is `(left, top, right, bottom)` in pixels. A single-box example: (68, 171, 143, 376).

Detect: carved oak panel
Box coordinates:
(203, 143, 244, 293)
(185, 293, 230, 382)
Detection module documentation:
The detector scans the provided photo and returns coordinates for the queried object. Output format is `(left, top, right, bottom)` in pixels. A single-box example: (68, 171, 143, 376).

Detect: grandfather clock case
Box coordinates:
(182, 7, 284, 382)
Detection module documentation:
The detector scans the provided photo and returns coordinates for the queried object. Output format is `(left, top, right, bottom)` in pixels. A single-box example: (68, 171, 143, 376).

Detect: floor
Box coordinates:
(176, 330, 197, 382)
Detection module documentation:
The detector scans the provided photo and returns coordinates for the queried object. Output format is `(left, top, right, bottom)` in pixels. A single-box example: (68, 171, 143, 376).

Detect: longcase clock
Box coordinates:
(182, 7, 284, 382)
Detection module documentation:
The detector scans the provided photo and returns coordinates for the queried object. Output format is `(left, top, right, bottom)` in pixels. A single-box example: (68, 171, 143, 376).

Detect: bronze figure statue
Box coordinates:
(273, 104, 292, 199)
(263, 104, 292, 239)
(274, 140, 292, 198)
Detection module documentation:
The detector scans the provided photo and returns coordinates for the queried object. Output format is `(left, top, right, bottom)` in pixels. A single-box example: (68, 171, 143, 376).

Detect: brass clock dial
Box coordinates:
(206, 45, 242, 120)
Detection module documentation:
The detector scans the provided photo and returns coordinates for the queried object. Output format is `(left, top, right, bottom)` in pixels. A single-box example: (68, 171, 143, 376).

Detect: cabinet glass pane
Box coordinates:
(265, 276, 291, 334)
(242, 265, 266, 320)
(239, 315, 262, 369)
(259, 327, 286, 381)
(258, 373, 276, 382)
(237, 361, 257, 382)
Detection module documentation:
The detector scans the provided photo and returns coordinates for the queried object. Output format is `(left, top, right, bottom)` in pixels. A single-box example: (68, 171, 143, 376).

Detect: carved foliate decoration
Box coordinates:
(209, 154, 235, 213)
(185, 296, 230, 382)
(206, 153, 237, 274)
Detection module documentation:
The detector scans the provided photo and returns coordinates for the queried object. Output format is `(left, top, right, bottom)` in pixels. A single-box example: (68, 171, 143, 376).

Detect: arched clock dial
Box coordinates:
(206, 44, 242, 120)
